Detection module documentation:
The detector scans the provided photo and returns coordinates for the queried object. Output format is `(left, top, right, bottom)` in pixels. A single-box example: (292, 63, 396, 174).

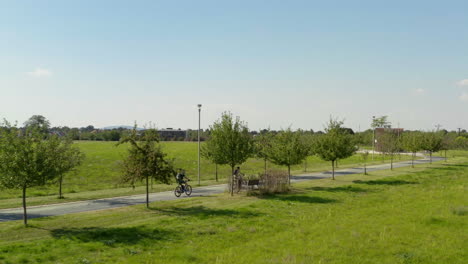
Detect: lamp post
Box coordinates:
(197, 104, 202, 185)
(372, 116, 375, 161)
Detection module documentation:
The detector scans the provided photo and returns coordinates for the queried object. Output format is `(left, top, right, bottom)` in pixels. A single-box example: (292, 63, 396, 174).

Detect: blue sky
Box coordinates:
(1, 0, 467, 131)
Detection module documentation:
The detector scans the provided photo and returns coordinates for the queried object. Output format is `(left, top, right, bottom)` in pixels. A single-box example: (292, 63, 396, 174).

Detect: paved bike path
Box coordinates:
(0, 156, 443, 222)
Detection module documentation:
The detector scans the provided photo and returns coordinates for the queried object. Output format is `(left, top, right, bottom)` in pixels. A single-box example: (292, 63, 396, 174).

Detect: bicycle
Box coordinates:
(174, 180, 192, 197)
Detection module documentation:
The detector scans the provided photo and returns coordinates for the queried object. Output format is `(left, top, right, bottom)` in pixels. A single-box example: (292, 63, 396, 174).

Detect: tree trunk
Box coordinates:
(230, 166, 234, 196)
(430, 152, 433, 164)
(288, 165, 291, 185)
(332, 160, 335, 180)
(264, 159, 267, 176)
(59, 175, 63, 199)
(445, 150, 447, 162)
(364, 162, 367, 175)
(412, 153, 415, 168)
(215, 163, 218, 182)
(304, 160, 307, 172)
(22, 185, 27, 226)
(145, 176, 149, 208)
(390, 155, 393, 170)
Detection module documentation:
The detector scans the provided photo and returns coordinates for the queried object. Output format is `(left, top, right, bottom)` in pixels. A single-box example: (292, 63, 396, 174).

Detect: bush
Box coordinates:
(259, 170, 289, 194)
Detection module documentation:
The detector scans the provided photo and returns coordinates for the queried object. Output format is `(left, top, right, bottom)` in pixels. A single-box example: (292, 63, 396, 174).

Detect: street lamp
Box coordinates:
(372, 116, 375, 161)
(197, 104, 202, 185)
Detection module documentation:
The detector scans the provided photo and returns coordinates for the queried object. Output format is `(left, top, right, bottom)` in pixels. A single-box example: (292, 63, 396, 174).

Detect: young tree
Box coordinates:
(49, 137, 85, 198)
(253, 130, 273, 176)
(401, 131, 423, 168)
(315, 118, 357, 180)
(421, 131, 443, 164)
(266, 128, 310, 185)
(201, 139, 224, 182)
(206, 112, 254, 196)
(118, 126, 175, 208)
(360, 150, 369, 175)
(379, 130, 400, 170)
(0, 122, 61, 226)
(440, 133, 454, 162)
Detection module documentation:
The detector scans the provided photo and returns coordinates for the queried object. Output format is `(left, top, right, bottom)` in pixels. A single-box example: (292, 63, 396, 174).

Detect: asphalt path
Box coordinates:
(0, 155, 443, 222)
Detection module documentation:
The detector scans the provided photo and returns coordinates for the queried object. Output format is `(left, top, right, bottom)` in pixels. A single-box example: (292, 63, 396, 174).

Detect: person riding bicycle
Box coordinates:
(176, 169, 190, 191)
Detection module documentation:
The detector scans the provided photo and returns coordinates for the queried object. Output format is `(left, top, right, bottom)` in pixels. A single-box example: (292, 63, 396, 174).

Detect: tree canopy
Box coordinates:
(314, 118, 357, 179)
(205, 112, 254, 195)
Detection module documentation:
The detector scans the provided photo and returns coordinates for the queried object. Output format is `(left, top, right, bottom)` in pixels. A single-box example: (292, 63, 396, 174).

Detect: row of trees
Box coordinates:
(202, 113, 358, 195)
(0, 119, 85, 226)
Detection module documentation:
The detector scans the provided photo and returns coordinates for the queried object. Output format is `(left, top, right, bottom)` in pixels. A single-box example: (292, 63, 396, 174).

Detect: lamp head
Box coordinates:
(197, 104, 202, 108)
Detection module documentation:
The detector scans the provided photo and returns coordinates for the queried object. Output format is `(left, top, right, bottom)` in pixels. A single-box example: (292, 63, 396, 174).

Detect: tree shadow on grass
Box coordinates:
(50, 226, 175, 246)
(260, 194, 337, 204)
(151, 205, 262, 219)
(353, 179, 417, 185)
(307, 186, 370, 193)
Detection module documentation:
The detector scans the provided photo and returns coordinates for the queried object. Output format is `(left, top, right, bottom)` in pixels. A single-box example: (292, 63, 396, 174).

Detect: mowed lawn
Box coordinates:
(0, 141, 415, 209)
(0, 153, 466, 263)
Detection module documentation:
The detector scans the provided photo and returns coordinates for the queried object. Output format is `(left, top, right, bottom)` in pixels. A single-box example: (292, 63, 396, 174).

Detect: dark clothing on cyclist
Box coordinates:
(176, 171, 189, 187)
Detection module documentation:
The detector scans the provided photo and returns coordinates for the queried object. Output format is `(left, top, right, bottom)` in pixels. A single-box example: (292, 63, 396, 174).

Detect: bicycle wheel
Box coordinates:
(174, 186, 182, 197)
(184, 185, 192, 196)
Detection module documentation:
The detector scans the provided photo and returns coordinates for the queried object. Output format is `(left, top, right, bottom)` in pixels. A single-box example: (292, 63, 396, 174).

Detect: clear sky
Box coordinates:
(1, 0, 467, 131)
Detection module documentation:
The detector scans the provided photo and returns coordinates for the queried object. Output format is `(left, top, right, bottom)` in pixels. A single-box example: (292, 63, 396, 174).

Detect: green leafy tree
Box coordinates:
(254, 130, 273, 176)
(267, 128, 310, 185)
(401, 131, 423, 168)
(421, 131, 443, 164)
(379, 130, 400, 170)
(0, 121, 62, 226)
(201, 139, 225, 182)
(118, 126, 175, 208)
(206, 112, 254, 196)
(315, 118, 357, 180)
(371, 116, 391, 129)
(23, 115, 51, 133)
(49, 137, 85, 198)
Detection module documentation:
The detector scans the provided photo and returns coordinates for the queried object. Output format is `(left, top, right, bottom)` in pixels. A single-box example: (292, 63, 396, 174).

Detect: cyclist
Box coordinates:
(176, 169, 190, 191)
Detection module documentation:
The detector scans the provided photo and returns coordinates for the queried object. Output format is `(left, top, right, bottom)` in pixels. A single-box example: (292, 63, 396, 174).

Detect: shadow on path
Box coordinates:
(151, 205, 262, 219)
(50, 226, 175, 245)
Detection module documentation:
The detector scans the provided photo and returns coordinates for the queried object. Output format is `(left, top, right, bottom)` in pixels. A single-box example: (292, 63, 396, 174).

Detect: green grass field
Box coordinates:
(0, 152, 466, 263)
(0, 141, 415, 209)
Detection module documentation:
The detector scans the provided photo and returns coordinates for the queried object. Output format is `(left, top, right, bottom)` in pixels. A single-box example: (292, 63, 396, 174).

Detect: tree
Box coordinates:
(206, 112, 254, 196)
(118, 126, 175, 208)
(360, 150, 370, 175)
(201, 139, 225, 182)
(371, 116, 391, 129)
(314, 118, 357, 180)
(266, 128, 310, 185)
(0, 121, 60, 226)
(49, 137, 85, 198)
(253, 130, 273, 176)
(440, 133, 454, 162)
(421, 131, 443, 164)
(379, 130, 400, 170)
(401, 131, 423, 168)
(24, 115, 50, 133)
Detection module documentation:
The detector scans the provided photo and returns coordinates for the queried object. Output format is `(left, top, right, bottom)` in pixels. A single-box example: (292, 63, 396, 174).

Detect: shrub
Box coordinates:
(259, 170, 289, 194)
